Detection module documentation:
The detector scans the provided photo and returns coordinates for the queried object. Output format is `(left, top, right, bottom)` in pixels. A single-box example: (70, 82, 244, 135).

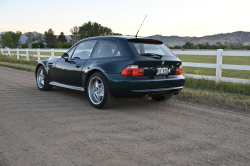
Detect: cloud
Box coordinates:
(66, 11, 76, 16)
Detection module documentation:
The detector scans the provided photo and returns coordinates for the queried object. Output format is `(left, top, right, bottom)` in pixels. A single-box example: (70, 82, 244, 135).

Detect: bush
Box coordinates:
(49, 44, 55, 48)
(32, 43, 40, 48)
(22, 44, 28, 48)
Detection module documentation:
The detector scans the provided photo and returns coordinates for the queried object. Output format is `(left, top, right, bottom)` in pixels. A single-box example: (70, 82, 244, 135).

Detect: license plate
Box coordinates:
(156, 67, 169, 75)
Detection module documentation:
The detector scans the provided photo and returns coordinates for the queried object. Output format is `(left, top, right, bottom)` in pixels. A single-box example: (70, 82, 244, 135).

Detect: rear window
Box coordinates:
(129, 42, 176, 57)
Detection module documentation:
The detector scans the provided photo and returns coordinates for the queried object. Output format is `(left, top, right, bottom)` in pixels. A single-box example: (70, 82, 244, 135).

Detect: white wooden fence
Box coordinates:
(173, 49, 250, 84)
(1, 48, 250, 84)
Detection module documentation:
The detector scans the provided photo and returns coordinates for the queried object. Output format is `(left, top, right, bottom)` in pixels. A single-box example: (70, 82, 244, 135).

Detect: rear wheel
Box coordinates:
(87, 72, 116, 109)
(151, 94, 172, 101)
(36, 66, 53, 91)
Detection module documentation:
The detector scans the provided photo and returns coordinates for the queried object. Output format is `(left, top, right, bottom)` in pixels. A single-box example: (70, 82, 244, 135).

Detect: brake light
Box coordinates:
(121, 65, 144, 76)
(175, 65, 182, 75)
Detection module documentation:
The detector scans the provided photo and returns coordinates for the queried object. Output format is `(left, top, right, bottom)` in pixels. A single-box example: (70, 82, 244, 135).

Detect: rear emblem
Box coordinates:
(162, 61, 164, 65)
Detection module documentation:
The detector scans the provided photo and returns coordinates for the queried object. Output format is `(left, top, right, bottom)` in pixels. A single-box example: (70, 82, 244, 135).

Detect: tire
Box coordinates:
(87, 72, 116, 109)
(151, 94, 172, 101)
(36, 65, 53, 91)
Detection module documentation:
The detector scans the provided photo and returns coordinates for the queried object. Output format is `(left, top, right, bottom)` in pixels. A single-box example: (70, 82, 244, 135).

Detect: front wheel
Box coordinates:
(36, 66, 53, 91)
(87, 72, 116, 109)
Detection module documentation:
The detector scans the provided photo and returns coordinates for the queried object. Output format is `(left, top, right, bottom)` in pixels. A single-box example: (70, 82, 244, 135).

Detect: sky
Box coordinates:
(0, 0, 250, 37)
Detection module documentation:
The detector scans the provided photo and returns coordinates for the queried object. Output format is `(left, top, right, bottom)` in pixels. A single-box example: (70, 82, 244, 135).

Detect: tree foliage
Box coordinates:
(78, 21, 113, 39)
(35, 33, 44, 44)
(25, 32, 36, 44)
(44, 28, 56, 47)
(0, 31, 22, 48)
(69, 21, 122, 44)
(57, 32, 67, 43)
(111, 32, 122, 36)
(70, 26, 79, 44)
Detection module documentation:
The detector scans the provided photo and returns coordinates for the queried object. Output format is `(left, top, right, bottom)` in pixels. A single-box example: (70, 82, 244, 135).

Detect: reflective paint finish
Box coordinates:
(49, 81, 84, 91)
(35, 36, 185, 98)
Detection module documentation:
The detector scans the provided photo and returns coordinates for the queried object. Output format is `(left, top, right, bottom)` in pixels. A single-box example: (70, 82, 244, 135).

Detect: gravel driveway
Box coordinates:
(0, 66, 250, 166)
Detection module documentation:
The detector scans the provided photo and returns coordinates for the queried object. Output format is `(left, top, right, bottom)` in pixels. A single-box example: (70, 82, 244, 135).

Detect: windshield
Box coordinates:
(129, 43, 176, 57)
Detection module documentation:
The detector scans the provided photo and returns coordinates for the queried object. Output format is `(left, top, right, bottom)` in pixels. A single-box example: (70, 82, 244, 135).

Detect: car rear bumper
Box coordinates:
(107, 74, 185, 98)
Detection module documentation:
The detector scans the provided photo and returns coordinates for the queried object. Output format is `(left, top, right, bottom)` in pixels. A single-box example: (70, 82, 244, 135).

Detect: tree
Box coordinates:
(57, 32, 67, 43)
(78, 21, 113, 39)
(183, 42, 194, 49)
(25, 32, 36, 44)
(70, 26, 79, 44)
(35, 33, 44, 43)
(111, 32, 122, 36)
(216, 41, 222, 46)
(44, 28, 56, 47)
(0, 31, 22, 48)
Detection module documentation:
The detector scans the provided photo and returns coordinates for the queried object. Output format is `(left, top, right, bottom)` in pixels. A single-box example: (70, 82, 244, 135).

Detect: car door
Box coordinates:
(54, 40, 97, 87)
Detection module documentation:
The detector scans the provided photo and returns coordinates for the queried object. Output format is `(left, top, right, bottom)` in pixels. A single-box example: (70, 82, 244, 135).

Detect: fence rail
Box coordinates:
(1, 48, 250, 84)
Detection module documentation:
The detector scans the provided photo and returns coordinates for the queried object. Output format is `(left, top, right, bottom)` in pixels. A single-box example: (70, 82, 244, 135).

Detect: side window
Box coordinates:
(67, 45, 76, 57)
(92, 40, 121, 58)
(71, 40, 97, 60)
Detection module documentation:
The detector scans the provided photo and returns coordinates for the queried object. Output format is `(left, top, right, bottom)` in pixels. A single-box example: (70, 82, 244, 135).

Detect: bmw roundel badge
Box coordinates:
(162, 61, 165, 65)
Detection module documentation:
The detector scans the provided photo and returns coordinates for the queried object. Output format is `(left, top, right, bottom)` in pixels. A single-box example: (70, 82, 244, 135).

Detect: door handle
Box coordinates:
(76, 64, 82, 68)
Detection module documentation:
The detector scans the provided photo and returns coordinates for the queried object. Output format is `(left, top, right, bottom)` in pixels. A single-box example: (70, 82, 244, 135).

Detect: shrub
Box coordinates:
(22, 44, 28, 48)
(32, 43, 40, 48)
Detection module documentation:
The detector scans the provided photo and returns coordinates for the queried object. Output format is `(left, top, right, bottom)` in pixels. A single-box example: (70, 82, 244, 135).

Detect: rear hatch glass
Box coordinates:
(127, 38, 176, 58)
(127, 38, 181, 76)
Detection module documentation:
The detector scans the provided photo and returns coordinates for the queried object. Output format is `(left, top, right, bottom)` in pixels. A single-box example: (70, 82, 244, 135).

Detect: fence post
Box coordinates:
(215, 49, 223, 84)
(17, 48, 19, 59)
(1, 48, 3, 54)
(51, 49, 54, 57)
(37, 49, 40, 61)
(26, 48, 29, 61)
(8, 48, 10, 56)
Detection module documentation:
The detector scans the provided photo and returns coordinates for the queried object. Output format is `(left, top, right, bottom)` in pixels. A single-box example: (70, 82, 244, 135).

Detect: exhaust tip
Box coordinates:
(173, 91, 179, 95)
(147, 93, 155, 97)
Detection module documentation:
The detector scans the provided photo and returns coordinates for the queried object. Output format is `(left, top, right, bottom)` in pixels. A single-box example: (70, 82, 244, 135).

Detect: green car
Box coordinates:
(35, 36, 185, 109)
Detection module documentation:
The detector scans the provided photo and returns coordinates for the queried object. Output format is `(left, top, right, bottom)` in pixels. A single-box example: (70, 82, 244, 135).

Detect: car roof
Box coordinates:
(79, 36, 136, 40)
(77, 36, 162, 44)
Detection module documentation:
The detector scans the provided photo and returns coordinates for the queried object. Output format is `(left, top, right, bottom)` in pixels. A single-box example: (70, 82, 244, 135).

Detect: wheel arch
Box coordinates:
(35, 63, 47, 78)
(84, 68, 109, 91)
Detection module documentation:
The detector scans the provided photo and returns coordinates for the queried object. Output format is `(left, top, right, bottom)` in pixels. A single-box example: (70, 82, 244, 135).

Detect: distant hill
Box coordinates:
(148, 31, 250, 46)
(0, 31, 72, 44)
(1, 31, 250, 46)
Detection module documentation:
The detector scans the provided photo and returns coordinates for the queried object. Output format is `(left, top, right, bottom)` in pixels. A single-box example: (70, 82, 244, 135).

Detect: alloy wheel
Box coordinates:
(37, 68, 45, 88)
(88, 76, 105, 105)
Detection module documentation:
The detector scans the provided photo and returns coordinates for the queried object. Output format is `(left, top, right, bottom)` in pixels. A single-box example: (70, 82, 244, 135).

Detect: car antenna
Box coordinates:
(135, 15, 147, 38)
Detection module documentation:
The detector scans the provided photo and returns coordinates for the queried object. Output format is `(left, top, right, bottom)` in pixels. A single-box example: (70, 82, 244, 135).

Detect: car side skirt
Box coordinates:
(49, 82, 84, 91)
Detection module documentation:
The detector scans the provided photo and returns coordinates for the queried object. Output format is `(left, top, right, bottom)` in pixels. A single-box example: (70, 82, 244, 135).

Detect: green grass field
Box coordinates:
(177, 54, 250, 79)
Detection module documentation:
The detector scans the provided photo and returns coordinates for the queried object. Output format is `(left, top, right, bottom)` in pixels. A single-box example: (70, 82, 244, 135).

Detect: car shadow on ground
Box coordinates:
(49, 87, 174, 112)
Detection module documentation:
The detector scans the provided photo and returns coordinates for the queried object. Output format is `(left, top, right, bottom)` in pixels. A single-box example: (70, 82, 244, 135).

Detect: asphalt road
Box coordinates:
(0, 66, 250, 166)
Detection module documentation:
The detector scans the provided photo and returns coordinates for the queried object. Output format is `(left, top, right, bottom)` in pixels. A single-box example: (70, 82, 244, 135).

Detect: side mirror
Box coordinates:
(62, 53, 69, 60)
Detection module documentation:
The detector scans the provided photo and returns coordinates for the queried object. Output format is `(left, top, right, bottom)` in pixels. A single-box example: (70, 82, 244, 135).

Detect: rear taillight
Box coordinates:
(121, 65, 144, 76)
(175, 65, 182, 75)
